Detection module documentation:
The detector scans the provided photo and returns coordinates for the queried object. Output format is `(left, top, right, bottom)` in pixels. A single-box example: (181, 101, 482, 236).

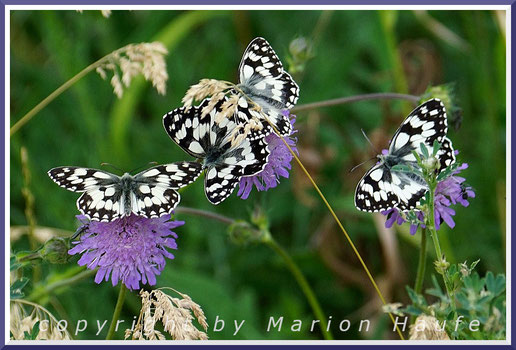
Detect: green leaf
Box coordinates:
(412, 150, 422, 164)
(31, 321, 40, 340)
(419, 142, 429, 158)
(486, 272, 506, 296)
(10, 277, 29, 299)
(426, 274, 446, 300)
(406, 286, 427, 307)
(10, 256, 21, 271)
(432, 139, 441, 156)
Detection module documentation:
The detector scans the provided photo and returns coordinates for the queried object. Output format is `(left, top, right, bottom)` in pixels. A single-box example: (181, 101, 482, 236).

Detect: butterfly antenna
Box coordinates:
(349, 157, 376, 173)
(129, 162, 159, 174)
(100, 163, 123, 173)
(361, 128, 380, 154)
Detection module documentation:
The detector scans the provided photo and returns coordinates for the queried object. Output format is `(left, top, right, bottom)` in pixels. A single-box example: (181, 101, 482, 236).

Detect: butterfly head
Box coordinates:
(119, 173, 134, 189)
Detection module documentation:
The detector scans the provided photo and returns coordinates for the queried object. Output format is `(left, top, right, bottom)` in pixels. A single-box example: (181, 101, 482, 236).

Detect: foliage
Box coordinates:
(402, 262, 506, 340)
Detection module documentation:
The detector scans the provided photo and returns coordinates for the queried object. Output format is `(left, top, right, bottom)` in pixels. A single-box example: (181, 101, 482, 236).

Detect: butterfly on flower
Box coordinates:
(354, 98, 456, 213)
(163, 97, 270, 205)
(48, 162, 203, 222)
(234, 37, 300, 139)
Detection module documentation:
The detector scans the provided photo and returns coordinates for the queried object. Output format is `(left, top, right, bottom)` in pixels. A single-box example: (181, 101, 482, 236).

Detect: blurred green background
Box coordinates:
(10, 10, 506, 340)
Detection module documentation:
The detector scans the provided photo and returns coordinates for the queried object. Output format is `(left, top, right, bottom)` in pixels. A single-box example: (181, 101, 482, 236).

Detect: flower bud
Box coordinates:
(39, 237, 70, 264)
(434, 256, 450, 275)
(228, 221, 262, 245)
(287, 37, 314, 74)
(421, 156, 439, 172)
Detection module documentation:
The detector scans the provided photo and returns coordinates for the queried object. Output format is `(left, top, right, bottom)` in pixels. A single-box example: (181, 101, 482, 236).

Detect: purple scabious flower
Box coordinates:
(381, 162, 474, 233)
(433, 163, 475, 230)
(237, 111, 298, 200)
(68, 214, 183, 290)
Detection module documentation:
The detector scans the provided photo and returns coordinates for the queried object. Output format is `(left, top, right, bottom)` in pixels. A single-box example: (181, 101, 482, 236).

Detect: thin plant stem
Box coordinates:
(175, 206, 334, 340)
(263, 234, 333, 340)
(291, 93, 420, 113)
(411, 227, 428, 325)
(266, 120, 405, 340)
(175, 206, 234, 225)
(106, 284, 127, 340)
(414, 227, 427, 295)
(426, 181, 456, 313)
(266, 234, 326, 340)
(231, 82, 405, 339)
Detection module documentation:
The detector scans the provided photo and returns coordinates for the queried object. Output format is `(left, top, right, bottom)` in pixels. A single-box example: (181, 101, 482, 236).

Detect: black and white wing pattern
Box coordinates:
(236, 37, 299, 138)
(48, 162, 203, 222)
(163, 98, 270, 204)
(355, 99, 456, 213)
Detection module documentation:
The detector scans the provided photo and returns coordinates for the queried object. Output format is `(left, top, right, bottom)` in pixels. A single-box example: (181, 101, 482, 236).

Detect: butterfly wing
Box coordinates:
(355, 164, 400, 212)
(204, 137, 270, 205)
(389, 99, 453, 164)
(48, 167, 124, 221)
(354, 163, 428, 213)
(356, 99, 456, 213)
(132, 161, 203, 218)
(163, 103, 213, 159)
(436, 136, 456, 170)
(237, 37, 299, 137)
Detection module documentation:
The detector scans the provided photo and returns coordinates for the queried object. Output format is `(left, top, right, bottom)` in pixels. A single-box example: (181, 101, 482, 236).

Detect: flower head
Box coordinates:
(237, 111, 298, 199)
(69, 214, 183, 290)
(381, 162, 474, 233)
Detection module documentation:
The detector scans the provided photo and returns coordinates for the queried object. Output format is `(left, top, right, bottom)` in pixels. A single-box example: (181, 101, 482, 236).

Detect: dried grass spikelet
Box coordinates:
(10, 300, 72, 340)
(409, 315, 450, 340)
(215, 93, 240, 123)
(181, 79, 232, 109)
(200, 92, 227, 119)
(96, 42, 168, 98)
(125, 288, 208, 340)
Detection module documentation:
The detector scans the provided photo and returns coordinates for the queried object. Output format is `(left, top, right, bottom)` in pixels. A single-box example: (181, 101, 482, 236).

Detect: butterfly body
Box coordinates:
(355, 99, 456, 213)
(48, 162, 203, 222)
(163, 97, 270, 204)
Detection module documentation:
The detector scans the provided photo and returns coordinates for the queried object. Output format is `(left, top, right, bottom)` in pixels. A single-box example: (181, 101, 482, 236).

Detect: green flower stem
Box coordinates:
(414, 227, 427, 295)
(262, 233, 334, 340)
(106, 284, 127, 340)
(291, 92, 420, 113)
(175, 206, 334, 340)
(426, 178, 456, 313)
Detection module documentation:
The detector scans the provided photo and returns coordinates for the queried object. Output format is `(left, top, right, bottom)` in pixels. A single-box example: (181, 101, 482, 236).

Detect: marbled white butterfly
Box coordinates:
(235, 37, 299, 139)
(163, 98, 270, 205)
(48, 162, 203, 222)
(354, 99, 456, 213)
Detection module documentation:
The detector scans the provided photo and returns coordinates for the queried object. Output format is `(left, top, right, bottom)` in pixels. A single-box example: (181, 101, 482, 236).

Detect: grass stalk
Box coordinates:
(268, 121, 405, 340)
